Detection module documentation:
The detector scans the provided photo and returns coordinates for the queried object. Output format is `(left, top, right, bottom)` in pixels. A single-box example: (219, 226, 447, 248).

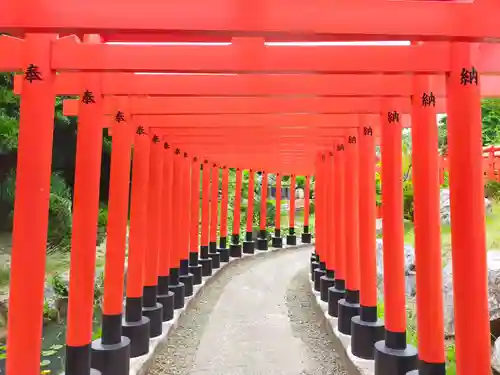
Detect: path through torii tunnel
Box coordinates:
(0, 1, 497, 374)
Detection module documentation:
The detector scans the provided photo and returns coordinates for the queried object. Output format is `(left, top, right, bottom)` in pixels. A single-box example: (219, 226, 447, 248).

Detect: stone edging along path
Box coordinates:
(130, 242, 313, 375)
(309, 275, 374, 375)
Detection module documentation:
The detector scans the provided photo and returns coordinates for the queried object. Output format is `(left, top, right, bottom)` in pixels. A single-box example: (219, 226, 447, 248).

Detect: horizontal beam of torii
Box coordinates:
(63, 96, 446, 115)
(0, 0, 498, 41)
(13, 72, 500, 98)
(2, 36, 500, 73)
(95, 113, 410, 129)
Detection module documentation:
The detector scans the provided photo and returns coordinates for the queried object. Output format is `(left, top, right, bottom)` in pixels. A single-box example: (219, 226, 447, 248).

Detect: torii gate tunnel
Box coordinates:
(0, 1, 498, 374)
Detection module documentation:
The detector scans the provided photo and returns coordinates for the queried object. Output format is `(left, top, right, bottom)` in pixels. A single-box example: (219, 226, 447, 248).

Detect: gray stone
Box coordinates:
(295, 188, 305, 199)
(375, 218, 383, 236)
(375, 238, 416, 299)
(493, 337, 500, 373)
(443, 251, 500, 336)
(440, 188, 492, 225)
(492, 336, 500, 375)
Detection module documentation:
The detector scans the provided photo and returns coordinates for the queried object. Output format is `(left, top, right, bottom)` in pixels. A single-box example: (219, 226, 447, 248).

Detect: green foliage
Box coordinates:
(442, 171, 450, 188)
(94, 273, 105, 306)
(375, 140, 414, 221)
(43, 299, 58, 322)
(0, 264, 10, 287)
(97, 206, 109, 244)
(0, 168, 16, 208)
(47, 193, 73, 251)
(92, 327, 102, 341)
(295, 176, 306, 189)
(439, 98, 500, 155)
(0, 73, 19, 153)
(309, 200, 315, 215)
(485, 180, 500, 201)
(51, 274, 69, 298)
(403, 181, 414, 221)
(0, 170, 74, 250)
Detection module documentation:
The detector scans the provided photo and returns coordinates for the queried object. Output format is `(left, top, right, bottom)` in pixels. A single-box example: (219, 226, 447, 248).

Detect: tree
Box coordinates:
(438, 98, 500, 155)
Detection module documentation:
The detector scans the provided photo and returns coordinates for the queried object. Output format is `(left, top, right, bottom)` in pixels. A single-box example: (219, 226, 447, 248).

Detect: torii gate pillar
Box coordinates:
(6, 34, 61, 375)
(446, 42, 491, 375)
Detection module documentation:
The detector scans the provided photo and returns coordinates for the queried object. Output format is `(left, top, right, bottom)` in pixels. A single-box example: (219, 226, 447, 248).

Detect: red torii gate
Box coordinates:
(12, 72, 500, 98)
(0, 6, 495, 375)
(0, 0, 499, 40)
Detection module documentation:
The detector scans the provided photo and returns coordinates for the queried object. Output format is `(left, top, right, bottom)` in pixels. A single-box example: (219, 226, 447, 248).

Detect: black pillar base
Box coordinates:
(217, 247, 230, 262)
(208, 252, 221, 269)
(243, 241, 255, 254)
(313, 264, 326, 292)
(122, 316, 150, 358)
(320, 270, 335, 302)
(310, 262, 319, 280)
(405, 361, 446, 375)
(328, 284, 345, 318)
(256, 237, 268, 250)
(62, 370, 101, 375)
(351, 315, 385, 360)
(157, 291, 175, 322)
(272, 236, 283, 248)
(142, 303, 163, 338)
(230, 243, 242, 258)
(302, 232, 312, 243)
(338, 300, 360, 335)
(286, 234, 297, 245)
(179, 273, 194, 297)
(91, 336, 131, 375)
(374, 340, 418, 375)
(199, 257, 213, 276)
(64, 344, 101, 375)
(189, 264, 203, 285)
(168, 282, 186, 309)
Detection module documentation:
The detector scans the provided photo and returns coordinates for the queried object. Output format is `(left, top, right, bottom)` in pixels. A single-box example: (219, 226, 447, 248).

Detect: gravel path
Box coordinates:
(147, 247, 348, 375)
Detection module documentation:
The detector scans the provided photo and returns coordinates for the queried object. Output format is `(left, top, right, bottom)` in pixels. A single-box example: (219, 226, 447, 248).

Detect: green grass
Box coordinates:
(0, 266, 9, 287)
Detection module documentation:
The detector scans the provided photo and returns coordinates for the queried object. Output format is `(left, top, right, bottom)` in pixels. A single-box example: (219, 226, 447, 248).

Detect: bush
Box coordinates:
(47, 193, 72, 251)
(51, 274, 69, 298)
(97, 206, 108, 244)
(266, 200, 276, 226)
(295, 176, 306, 189)
(0, 170, 74, 250)
(309, 200, 315, 215)
(403, 181, 414, 222)
(485, 180, 500, 200)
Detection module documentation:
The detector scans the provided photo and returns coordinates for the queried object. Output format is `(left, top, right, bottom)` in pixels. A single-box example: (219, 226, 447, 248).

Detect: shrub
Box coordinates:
(295, 176, 306, 189)
(47, 193, 72, 251)
(96, 207, 108, 244)
(51, 273, 69, 298)
(0, 170, 74, 250)
(403, 181, 414, 222)
(309, 201, 315, 215)
(266, 200, 276, 226)
(485, 180, 500, 200)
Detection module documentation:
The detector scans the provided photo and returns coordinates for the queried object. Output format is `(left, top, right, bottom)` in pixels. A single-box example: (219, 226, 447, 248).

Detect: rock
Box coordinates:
(443, 251, 500, 336)
(375, 238, 416, 299)
(376, 218, 383, 236)
(295, 188, 305, 199)
(440, 188, 492, 225)
(493, 337, 500, 373)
